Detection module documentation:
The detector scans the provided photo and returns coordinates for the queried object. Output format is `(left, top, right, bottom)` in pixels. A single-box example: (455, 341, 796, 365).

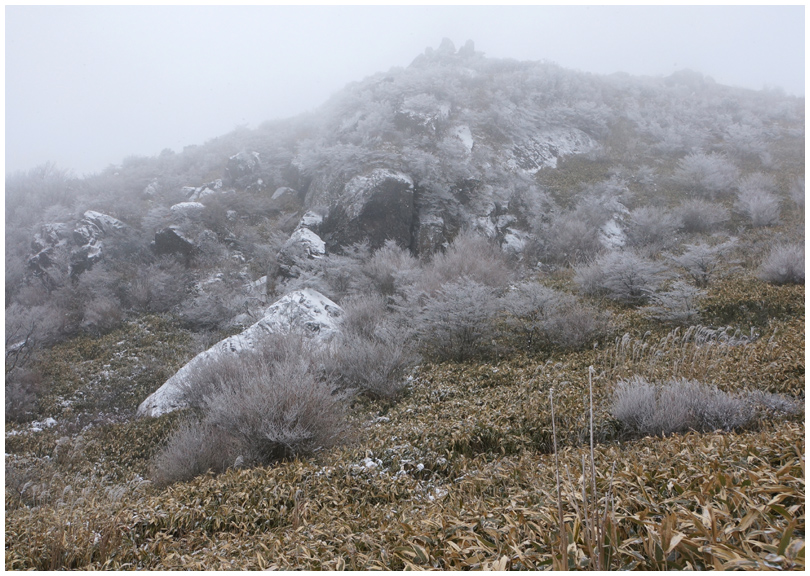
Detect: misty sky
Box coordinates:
(5, 5, 805, 177)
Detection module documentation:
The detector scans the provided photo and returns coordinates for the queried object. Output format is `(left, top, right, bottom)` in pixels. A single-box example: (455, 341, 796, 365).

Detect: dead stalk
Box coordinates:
(550, 387, 567, 570)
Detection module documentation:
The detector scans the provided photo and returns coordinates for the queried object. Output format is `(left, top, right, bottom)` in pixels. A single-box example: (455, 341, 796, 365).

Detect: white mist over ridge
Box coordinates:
(6, 5, 804, 176)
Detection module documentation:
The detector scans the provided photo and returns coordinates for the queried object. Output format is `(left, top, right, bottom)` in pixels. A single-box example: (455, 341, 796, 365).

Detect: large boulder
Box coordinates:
(69, 211, 126, 277)
(225, 151, 261, 185)
(318, 169, 415, 252)
(153, 226, 195, 260)
(276, 227, 326, 278)
(137, 289, 342, 418)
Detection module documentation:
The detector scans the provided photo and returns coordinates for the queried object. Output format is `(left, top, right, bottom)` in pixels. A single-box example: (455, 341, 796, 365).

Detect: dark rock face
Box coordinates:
(318, 169, 415, 253)
(153, 226, 195, 262)
(225, 151, 261, 185)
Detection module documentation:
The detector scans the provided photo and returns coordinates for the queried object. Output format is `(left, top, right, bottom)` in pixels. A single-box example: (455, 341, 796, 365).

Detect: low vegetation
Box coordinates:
(5, 46, 804, 570)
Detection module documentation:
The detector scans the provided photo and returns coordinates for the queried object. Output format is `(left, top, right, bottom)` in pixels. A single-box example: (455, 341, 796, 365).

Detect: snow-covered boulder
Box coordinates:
(153, 226, 195, 259)
(170, 201, 206, 220)
(68, 211, 126, 277)
(226, 151, 261, 184)
(184, 179, 225, 202)
(508, 128, 598, 173)
(137, 289, 342, 418)
(276, 227, 327, 277)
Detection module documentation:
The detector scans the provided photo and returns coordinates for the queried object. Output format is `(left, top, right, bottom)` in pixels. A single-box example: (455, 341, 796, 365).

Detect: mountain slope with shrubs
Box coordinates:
(6, 40, 804, 569)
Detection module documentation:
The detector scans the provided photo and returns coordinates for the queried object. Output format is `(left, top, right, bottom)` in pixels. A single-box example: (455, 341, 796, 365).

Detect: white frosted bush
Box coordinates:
(757, 243, 804, 285)
(672, 151, 739, 198)
(574, 250, 668, 305)
(675, 198, 729, 233)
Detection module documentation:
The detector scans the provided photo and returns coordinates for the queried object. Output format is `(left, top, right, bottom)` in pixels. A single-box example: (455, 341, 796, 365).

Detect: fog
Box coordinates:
(6, 5, 804, 176)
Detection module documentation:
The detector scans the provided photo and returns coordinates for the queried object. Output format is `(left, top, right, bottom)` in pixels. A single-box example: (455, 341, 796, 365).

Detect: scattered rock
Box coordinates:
(226, 151, 261, 185)
(153, 226, 195, 260)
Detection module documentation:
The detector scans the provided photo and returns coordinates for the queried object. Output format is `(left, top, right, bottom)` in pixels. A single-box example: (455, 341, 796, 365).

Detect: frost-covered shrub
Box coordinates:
(80, 294, 124, 336)
(150, 418, 242, 488)
(574, 250, 668, 305)
(790, 177, 804, 211)
(164, 336, 350, 483)
(417, 230, 514, 294)
(328, 294, 418, 399)
(326, 333, 417, 400)
(411, 278, 502, 361)
(5, 368, 44, 423)
(672, 151, 739, 198)
(734, 174, 781, 227)
(675, 198, 730, 233)
(500, 281, 608, 350)
(642, 281, 705, 325)
(757, 243, 804, 285)
(540, 211, 604, 266)
(670, 240, 735, 287)
(611, 377, 756, 437)
(203, 353, 348, 464)
(624, 206, 681, 251)
(360, 239, 420, 296)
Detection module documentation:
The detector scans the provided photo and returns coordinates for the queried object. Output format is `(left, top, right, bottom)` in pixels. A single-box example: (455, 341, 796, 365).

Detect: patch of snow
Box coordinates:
(453, 125, 474, 153)
(284, 228, 326, 259)
(599, 218, 626, 249)
(272, 187, 296, 200)
(296, 211, 324, 230)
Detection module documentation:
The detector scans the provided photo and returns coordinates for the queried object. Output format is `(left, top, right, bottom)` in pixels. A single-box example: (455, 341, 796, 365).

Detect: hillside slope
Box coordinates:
(5, 40, 805, 570)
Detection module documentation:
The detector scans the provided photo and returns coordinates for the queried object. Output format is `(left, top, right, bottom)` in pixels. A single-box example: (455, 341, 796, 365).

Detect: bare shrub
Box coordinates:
(150, 418, 242, 488)
(735, 185, 781, 228)
(80, 294, 124, 336)
(574, 250, 668, 305)
(789, 177, 804, 211)
(500, 281, 609, 350)
(5, 368, 44, 423)
(670, 240, 736, 287)
(642, 281, 705, 325)
(360, 239, 420, 296)
(338, 293, 389, 340)
(418, 230, 514, 294)
(672, 151, 739, 198)
(675, 198, 729, 233)
(540, 212, 603, 266)
(611, 377, 757, 437)
(203, 353, 349, 463)
(326, 333, 417, 400)
(410, 278, 502, 362)
(757, 243, 804, 285)
(624, 205, 681, 252)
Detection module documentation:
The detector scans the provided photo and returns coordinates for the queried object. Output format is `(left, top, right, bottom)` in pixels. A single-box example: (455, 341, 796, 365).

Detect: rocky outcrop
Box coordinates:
(318, 169, 415, 252)
(153, 226, 195, 261)
(69, 211, 126, 277)
(137, 289, 342, 418)
(226, 151, 261, 185)
(170, 202, 206, 221)
(183, 179, 225, 202)
(276, 227, 327, 278)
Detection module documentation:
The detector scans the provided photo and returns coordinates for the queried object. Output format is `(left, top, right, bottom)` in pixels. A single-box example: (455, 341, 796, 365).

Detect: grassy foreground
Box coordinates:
(5, 283, 805, 570)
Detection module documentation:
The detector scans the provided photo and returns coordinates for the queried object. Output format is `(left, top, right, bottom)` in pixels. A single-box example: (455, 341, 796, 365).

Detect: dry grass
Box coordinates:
(5, 272, 804, 570)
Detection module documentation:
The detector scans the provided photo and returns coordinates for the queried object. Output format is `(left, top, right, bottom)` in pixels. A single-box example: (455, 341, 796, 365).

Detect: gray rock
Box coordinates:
(226, 151, 261, 185)
(153, 226, 195, 260)
(318, 169, 415, 252)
